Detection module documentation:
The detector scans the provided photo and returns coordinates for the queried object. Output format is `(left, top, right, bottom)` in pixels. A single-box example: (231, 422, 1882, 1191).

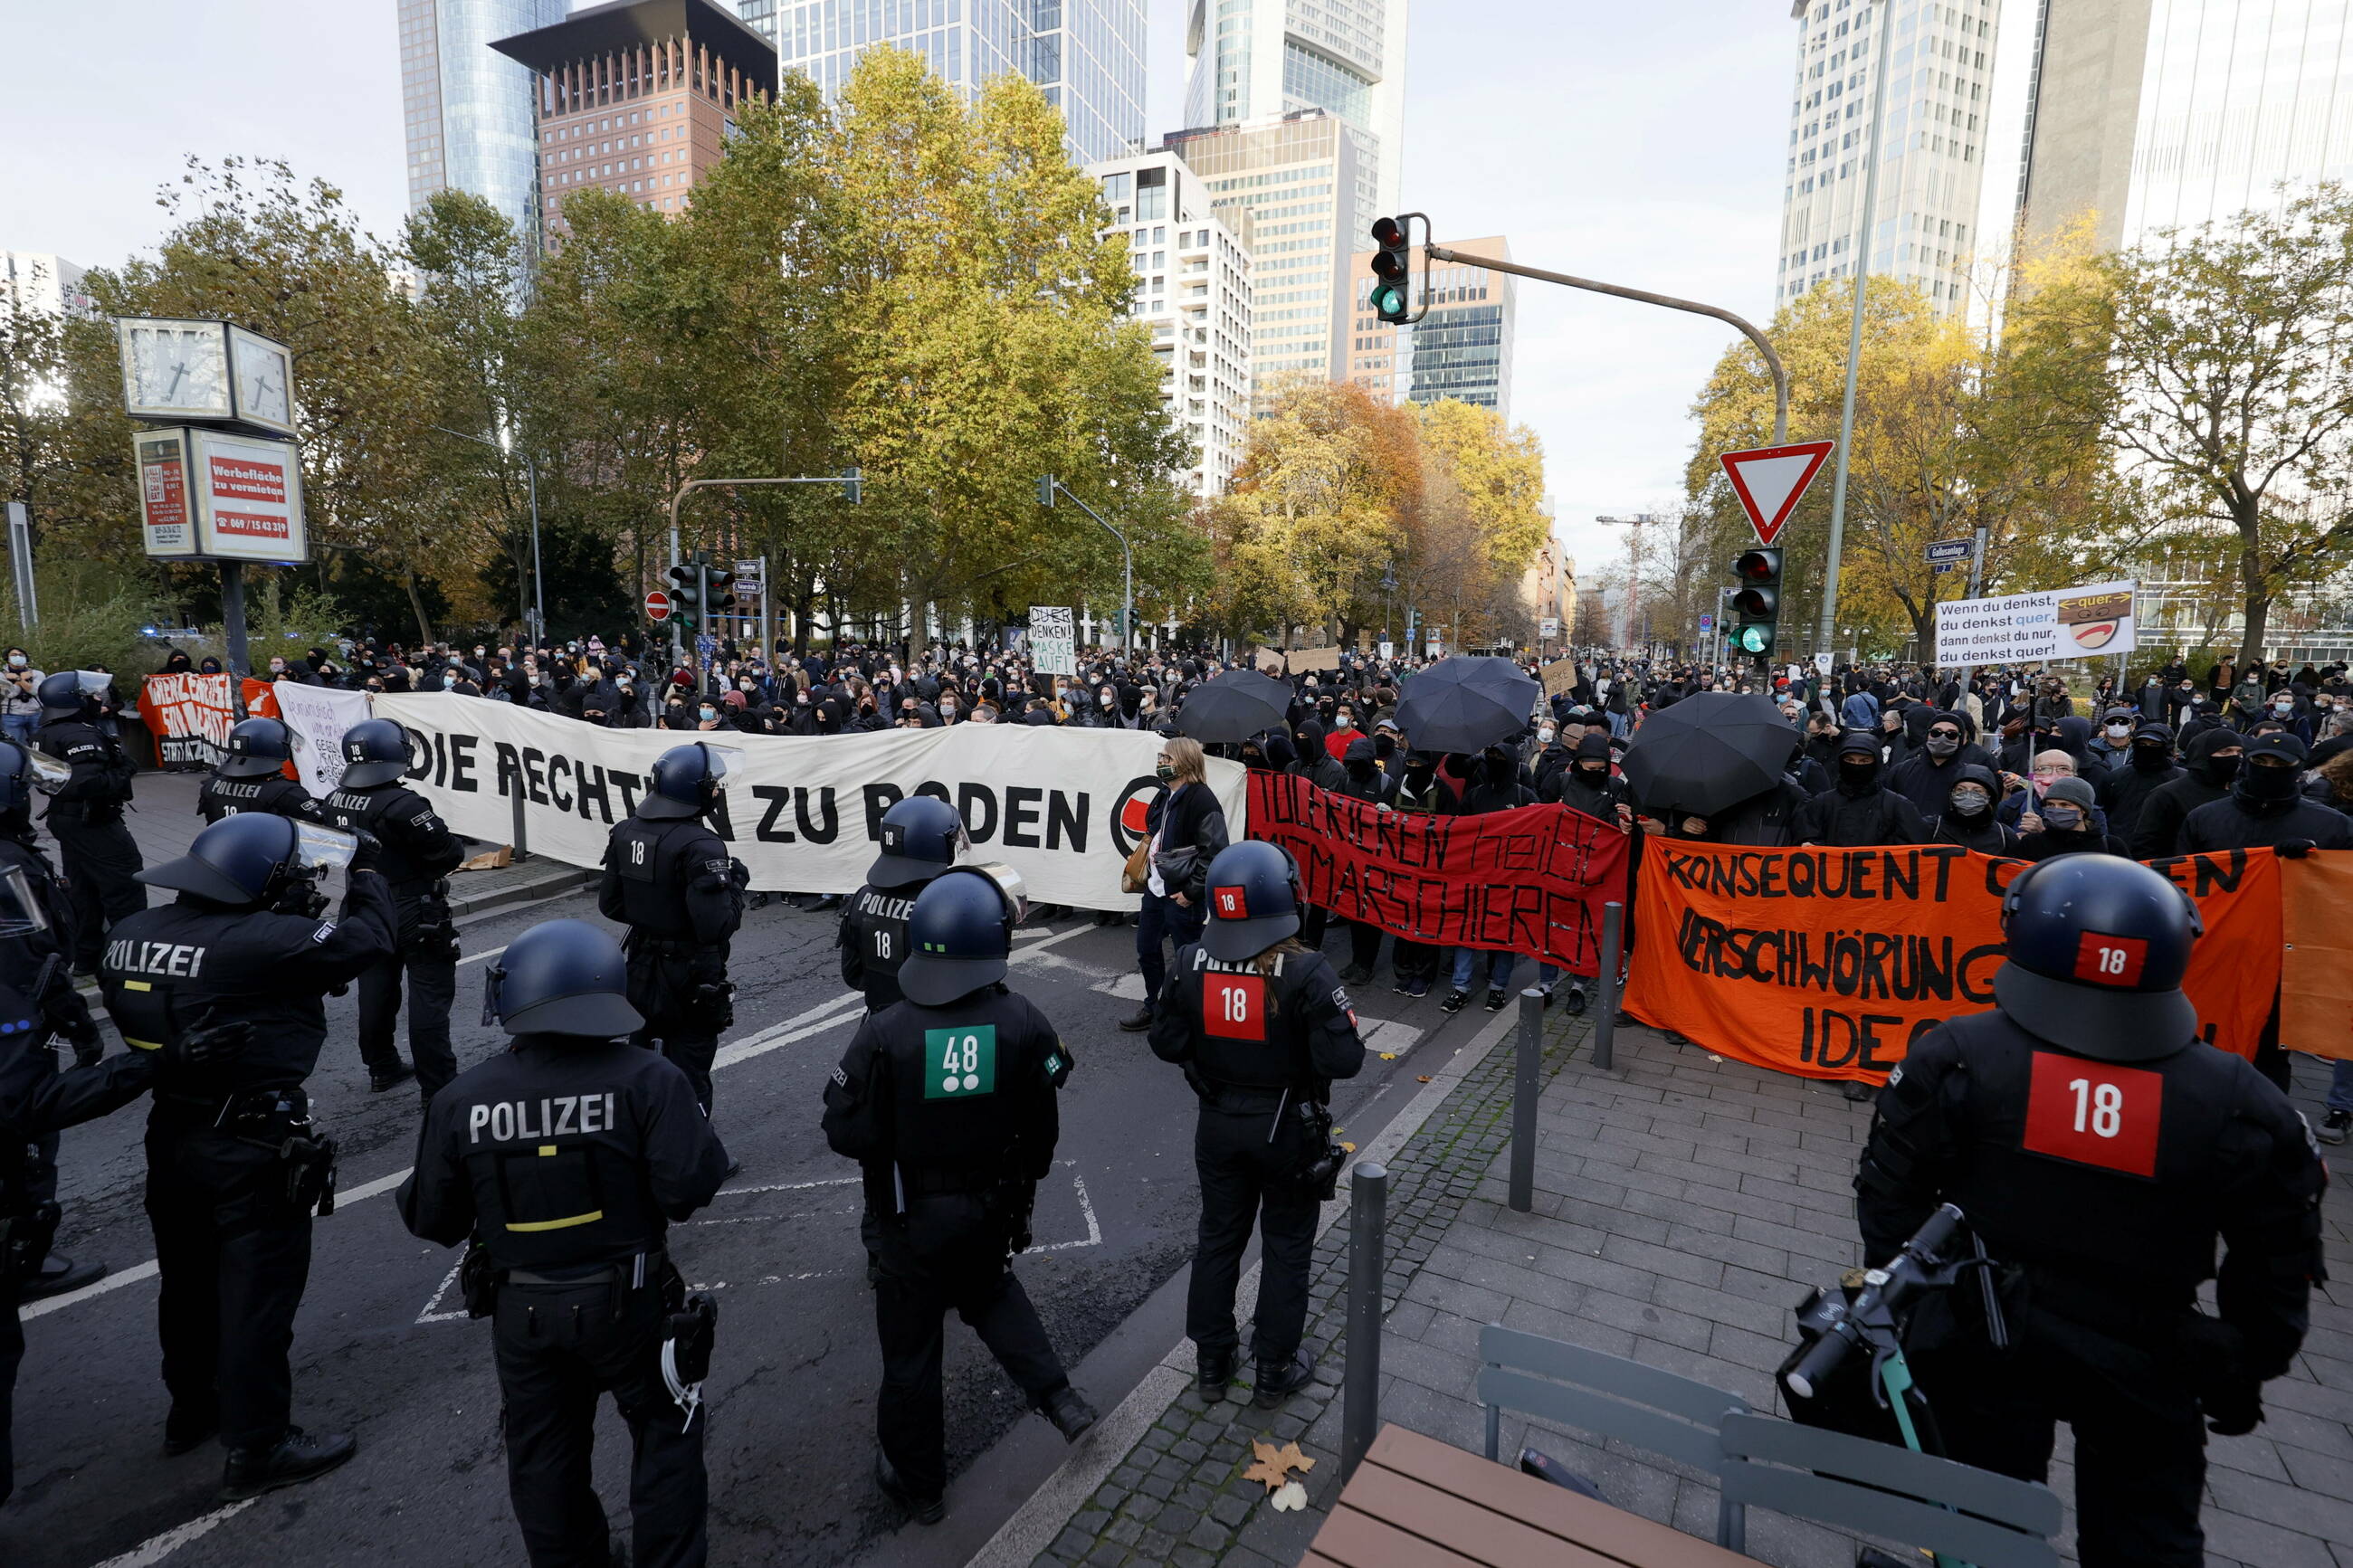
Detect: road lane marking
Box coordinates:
(88, 1499, 257, 1568)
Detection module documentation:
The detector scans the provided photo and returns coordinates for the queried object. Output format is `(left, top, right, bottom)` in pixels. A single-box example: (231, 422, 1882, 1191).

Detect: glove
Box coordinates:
(2205, 1376, 2264, 1436)
(2274, 838, 2316, 860)
(348, 829, 386, 873)
(162, 1020, 254, 1071)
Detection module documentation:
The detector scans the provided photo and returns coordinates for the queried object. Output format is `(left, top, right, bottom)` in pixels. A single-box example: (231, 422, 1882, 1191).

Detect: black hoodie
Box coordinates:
(1557, 733, 1627, 822)
(2130, 727, 2242, 859)
(1928, 764, 2018, 855)
(2093, 722, 2183, 841)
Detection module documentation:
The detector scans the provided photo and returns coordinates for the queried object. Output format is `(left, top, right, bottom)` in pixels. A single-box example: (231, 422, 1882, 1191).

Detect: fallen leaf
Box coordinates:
(1272, 1479, 1309, 1511)
(1706, 1053, 1723, 1063)
(1339, 1141, 1357, 1154)
(1378, 1051, 1396, 1060)
(1416, 1075, 1432, 1083)
(1242, 1439, 1317, 1492)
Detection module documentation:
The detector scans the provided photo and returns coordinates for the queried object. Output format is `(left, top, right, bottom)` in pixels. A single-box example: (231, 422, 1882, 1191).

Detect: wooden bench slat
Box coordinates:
(1308, 1504, 1495, 1568)
(1339, 1465, 1638, 1568)
(1360, 1426, 1756, 1566)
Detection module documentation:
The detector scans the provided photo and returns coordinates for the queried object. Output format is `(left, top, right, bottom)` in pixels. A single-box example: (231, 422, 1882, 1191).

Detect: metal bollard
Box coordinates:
(1591, 900, 1624, 1070)
(1340, 1161, 1388, 1484)
(1509, 988, 1543, 1212)
(510, 782, 531, 864)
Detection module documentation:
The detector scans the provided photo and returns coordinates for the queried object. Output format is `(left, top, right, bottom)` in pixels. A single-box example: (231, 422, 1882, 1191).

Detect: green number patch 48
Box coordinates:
(925, 1024, 997, 1099)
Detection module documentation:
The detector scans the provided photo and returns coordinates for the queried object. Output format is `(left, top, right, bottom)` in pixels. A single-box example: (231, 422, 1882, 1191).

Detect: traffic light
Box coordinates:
(704, 565, 738, 616)
(1729, 548, 1783, 660)
(665, 561, 701, 630)
(1369, 216, 1413, 325)
(1036, 473, 1057, 508)
(842, 465, 863, 506)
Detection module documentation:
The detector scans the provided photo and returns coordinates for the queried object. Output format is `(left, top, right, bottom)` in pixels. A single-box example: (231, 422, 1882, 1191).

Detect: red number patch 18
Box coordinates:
(1204, 974, 1266, 1040)
(2022, 1051, 2163, 1177)
(1213, 885, 1248, 919)
(2072, 931, 2148, 987)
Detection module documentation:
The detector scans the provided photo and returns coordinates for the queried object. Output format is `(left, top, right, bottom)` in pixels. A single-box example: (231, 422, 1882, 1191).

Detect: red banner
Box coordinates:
(1623, 840, 2288, 1083)
(1244, 774, 1633, 977)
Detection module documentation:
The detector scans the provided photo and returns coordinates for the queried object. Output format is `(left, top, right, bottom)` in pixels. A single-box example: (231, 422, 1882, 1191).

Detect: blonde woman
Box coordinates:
(1119, 736, 1229, 1032)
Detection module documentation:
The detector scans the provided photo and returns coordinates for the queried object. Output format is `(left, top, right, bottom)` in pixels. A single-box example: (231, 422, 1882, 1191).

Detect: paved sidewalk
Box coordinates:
(1025, 1010, 2353, 1568)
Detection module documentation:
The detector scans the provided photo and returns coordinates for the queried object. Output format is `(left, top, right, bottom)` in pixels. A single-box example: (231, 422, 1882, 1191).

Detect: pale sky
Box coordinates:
(4, 1, 1796, 590)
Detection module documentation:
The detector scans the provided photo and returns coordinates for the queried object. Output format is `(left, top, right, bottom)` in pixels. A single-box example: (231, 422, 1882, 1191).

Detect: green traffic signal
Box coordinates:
(1729, 547, 1784, 664)
(1370, 281, 1408, 320)
(1735, 624, 1775, 655)
(1369, 215, 1413, 326)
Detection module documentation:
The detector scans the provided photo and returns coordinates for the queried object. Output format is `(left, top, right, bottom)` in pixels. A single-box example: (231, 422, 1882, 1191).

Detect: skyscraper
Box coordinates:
(1168, 109, 1363, 389)
(1088, 148, 1256, 495)
(767, 0, 1147, 166)
(1775, 0, 2002, 316)
(1345, 236, 1517, 421)
(401, 0, 573, 238)
(2015, 0, 2353, 252)
(492, 0, 777, 242)
(1180, 0, 1408, 219)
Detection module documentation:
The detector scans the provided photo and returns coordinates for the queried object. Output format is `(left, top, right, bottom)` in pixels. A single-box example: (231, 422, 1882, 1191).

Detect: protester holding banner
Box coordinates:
(1120, 737, 1227, 1034)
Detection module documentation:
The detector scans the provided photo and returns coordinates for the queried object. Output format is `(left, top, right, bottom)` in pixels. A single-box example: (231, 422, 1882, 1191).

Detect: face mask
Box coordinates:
(1374, 734, 1395, 756)
(1839, 757, 1879, 786)
(2032, 770, 2063, 788)
(2105, 723, 2129, 739)
(1346, 760, 1374, 781)
(1405, 762, 1433, 785)
(1538, 727, 1556, 746)
(1577, 764, 1608, 783)
(2240, 761, 2299, 800)
(1336, 713, 1353, 728)
(5, 656, 21, 668)
(1925, 735, 1959, 757)
(2040, 804, 2083, 831)
(700, 707, 717, 722)
(2273, 699, 2293, 714)
(1949, 785, 1990, 814)
(1100, 694, 1114, 708)
(1154, 763, 1176, 783)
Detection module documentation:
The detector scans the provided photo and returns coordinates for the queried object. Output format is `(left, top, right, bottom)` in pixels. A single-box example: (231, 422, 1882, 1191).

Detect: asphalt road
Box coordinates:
(6, 885, 1519, 1568)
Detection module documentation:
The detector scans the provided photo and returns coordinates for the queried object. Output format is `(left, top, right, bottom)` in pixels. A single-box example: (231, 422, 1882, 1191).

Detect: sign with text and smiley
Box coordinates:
(1934, 579, 2138, 665)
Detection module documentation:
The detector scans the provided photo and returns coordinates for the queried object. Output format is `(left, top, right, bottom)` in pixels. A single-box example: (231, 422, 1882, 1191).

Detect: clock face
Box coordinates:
(231, 329, 294, 431)
(121, 320, 230, 418)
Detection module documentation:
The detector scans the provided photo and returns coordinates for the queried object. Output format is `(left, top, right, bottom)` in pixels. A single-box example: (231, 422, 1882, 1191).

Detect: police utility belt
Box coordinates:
(158, 1084, 340, 1217)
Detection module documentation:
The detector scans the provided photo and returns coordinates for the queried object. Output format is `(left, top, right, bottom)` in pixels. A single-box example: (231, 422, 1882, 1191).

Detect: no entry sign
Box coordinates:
(644, 589, 672, 622)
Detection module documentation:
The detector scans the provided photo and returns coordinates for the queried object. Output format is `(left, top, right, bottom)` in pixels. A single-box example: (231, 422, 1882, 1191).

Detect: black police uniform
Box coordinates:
(0, 968, 156, 1505)
(398, 1034, 729, 1568)
(320, 778, 464, 1093)
(97, 871, 395, 1468)
(822, 984, 1077, 1505)
(1859, 1009, 2323, 1563)
(37, 704, 144, 969)
(838, 883, 918, 1010)
(1149, 943, 1365, 1383)
(598, 814, 745, 1112)
(198, 770, 328, 826)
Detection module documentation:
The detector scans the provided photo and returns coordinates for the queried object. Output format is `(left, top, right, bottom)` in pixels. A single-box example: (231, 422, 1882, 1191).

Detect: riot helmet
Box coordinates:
(1994, 854, 2202, 1062)
(137, 813, 360, 908)
(481, 918, 643, 1038)
(338, 717, 414, 787)
(868, 795, 967, 889)
(897, 863, 1026, 1006)
(219, 716, 296, 779)
(641, 742, 738, 821)
(35, 670, 106, 723)
(1200, 841, 1302, 961)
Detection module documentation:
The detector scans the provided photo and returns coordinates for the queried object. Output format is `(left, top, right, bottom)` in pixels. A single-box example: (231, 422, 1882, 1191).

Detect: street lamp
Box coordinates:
(435, 423, 542, 643)
(1036, 475, 1134, 654)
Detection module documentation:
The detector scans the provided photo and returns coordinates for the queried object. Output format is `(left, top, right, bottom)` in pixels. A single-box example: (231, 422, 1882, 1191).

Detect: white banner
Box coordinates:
(372, 695, 1248, 910)
(1934, 579, 2139, 666)
(271, 680, 373, 796)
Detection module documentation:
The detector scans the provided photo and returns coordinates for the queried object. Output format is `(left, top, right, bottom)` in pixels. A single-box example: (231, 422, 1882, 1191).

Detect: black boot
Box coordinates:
(874, 1449, 945, 1525)
(1042, 1384, 1098, 1442)
(369, 1060, 416, 1094)
(1252, 1351, 1317, 1409)
(219, 1426, 357, 1501)
(16, 1252, 104, 1303)
(1196, 1346, 1236, 1400)
(1118, 1004, 1153, 1033)
(163, 1402, 219, 1458)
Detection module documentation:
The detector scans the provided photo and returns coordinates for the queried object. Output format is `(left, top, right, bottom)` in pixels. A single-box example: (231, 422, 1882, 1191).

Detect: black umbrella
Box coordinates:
(1171, 669, 1293, 743)
(1618, 690, 1797, 818)
(1395, 657, 1541, 755)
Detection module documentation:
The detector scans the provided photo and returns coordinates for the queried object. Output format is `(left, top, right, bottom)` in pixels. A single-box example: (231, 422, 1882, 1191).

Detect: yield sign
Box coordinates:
(1720, 440, 1834, 546)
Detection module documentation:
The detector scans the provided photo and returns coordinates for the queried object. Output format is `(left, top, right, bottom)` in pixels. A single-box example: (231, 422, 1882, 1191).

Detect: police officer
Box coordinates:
(1856, 854, 2325, 1568)
(823, 864, 1096, 1525)
(0, 737, 111, 1303)
(598, 742, 747, 1113)
(0, 837, 224, 1503)
(34, 670, 143, 971)
(98, 812, 396, 1498)
(1149, 841, 1365, 1405)
(839, 795, 967, 1012)
(323, 718, 463, 1096)
(397, 919, 730, 1568)
(198, 717, 328, 826)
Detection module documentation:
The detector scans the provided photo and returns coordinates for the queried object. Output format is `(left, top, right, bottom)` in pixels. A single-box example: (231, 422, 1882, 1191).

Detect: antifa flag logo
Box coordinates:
(1109, 775, 1164, 856)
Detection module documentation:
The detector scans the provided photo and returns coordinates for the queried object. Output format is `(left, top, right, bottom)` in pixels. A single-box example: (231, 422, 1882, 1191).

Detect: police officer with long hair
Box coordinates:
(1857, 855, 2325, 1567)
(839, 796, 967, 1012)
(399, 919, 730, 1568)
(1151, 841, 1365, 1406)
(98, 813, 395, 1497)
(823, 864, 1095, 1525)
(197, 717, 328, 826)
(598, 743, 747, 1114)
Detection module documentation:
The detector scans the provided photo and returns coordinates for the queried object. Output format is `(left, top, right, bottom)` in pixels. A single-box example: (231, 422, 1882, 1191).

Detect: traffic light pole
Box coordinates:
(665, 470, 863, 668)
(1039, 476, 1134, 654)
(1425, 248, 1788, 445)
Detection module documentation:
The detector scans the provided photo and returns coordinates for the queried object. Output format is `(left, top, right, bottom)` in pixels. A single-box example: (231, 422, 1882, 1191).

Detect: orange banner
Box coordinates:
(1623, 841, 2285, 1083)
(2282, 851, 2353, 1063)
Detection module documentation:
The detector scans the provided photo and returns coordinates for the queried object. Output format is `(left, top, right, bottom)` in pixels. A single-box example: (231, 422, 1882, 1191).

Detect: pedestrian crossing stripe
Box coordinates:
(925, 1024, 996, 1098)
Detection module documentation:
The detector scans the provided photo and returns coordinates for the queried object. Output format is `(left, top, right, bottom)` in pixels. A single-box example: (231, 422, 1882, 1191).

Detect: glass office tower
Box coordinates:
(402, 0, 573, 238)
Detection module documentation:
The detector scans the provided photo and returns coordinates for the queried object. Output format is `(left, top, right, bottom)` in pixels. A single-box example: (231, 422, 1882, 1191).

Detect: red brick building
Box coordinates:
(491, 0, 776, 247)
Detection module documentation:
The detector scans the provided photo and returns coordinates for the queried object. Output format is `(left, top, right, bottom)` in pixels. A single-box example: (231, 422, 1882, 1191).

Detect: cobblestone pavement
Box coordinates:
(1028, 1008, 2353, 1568)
